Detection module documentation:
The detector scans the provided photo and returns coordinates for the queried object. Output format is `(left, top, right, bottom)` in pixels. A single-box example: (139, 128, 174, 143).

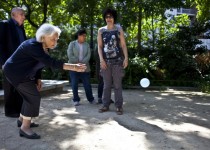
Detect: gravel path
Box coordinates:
(0, 87, 210, 150)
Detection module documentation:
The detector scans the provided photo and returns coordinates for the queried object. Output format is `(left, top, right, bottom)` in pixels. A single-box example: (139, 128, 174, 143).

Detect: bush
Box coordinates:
(123, 55, 158, 86)
(196, 74, 210, 93)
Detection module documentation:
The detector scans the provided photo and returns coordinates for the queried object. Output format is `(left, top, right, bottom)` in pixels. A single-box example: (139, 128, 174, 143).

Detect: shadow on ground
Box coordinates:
(0, 87, 210, 150)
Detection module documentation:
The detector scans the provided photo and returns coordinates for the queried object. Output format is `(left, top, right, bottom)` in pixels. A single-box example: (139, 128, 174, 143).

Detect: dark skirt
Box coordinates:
(16, 80, 41, 117)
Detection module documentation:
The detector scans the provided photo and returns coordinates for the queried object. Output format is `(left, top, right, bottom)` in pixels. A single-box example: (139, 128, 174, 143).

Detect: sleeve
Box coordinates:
(39, 54, 64, 70)
(23, 43, 64, 70)
(35, 68, 42, 81)
(67, 41, 78, 63)
(81, 43, 91, 63)
(116, 24, 122, 31)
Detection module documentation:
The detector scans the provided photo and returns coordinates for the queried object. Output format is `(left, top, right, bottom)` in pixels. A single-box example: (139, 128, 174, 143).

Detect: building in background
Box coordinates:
(166, 7, 210, 50)
(165, 7, 197, 25)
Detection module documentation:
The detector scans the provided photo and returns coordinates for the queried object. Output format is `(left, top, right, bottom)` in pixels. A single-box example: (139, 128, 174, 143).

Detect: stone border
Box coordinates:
(0, 80, 69, 101)
(0, 80, 200, 101)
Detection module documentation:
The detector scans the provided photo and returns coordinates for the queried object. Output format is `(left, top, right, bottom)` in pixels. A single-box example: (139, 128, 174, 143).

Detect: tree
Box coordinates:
(0, 0, 70, 36)
(1, 0, 209, 87)
(193, 0, 210, 22)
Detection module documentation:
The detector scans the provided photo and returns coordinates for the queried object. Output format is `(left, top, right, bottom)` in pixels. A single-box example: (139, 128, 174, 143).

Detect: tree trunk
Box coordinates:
(90, 22, 94, 49)
(137, 4, 142, 54)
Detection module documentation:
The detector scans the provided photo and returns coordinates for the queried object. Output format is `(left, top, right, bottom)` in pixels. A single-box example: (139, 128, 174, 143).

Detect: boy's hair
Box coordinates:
(75, 29, 86, 39)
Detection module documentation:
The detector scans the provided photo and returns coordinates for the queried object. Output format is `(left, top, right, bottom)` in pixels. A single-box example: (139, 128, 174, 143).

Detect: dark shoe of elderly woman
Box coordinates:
(116, 107, 123, 115)
(17, 120, 39, 128)
(98, 106, 109, 113)
(19, 129, 41, 139)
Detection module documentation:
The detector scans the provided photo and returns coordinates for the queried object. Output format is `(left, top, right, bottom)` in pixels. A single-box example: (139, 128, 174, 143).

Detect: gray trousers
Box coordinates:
(101, 62, 125, 108)
(16, 80, 41, 117)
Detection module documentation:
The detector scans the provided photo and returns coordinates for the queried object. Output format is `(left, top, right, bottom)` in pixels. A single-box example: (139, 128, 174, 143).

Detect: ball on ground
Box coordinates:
(140, 78, 150, 88)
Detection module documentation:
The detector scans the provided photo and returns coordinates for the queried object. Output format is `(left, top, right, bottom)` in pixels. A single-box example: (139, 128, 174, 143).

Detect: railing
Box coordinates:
(198, 39, 210, 50)
(177, 8, 196, 15)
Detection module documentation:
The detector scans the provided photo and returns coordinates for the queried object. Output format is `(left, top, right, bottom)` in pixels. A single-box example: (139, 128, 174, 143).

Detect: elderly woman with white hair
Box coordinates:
(3, 23, 86, 139)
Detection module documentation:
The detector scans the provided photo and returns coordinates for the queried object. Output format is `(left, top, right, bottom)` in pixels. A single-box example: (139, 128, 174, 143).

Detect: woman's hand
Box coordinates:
(123, 59, 128, 69)
(36, 79, 42, 91)
(100, 60, 107, 70)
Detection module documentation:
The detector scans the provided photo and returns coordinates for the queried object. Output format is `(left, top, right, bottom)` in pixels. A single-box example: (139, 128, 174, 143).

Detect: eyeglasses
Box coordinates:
(105, 15, 113, 19)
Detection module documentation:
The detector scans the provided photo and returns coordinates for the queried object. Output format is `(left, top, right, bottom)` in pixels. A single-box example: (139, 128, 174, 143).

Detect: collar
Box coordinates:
(12, 18, 23, 27)
(12, 18, 19, 25)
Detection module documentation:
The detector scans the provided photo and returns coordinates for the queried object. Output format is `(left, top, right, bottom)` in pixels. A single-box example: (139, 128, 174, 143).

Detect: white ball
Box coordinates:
(140, 78, 150, 88)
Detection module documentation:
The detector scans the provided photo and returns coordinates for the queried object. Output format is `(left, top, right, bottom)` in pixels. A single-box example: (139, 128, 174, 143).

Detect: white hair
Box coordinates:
(36, 23, 61, 42)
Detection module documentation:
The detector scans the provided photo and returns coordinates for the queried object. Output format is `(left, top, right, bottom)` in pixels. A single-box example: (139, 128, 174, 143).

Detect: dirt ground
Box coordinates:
(0, 86, 210, 150)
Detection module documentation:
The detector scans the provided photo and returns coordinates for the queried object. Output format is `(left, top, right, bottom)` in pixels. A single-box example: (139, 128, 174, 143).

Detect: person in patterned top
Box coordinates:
(97, 7, 128, 115)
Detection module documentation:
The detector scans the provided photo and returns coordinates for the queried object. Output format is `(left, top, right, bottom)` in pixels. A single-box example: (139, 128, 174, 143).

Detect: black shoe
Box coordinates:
(19, 129, 41, 139)
(110, 99, 114, 104)
(116, 107, 123, 115)
(5, 113, 19, 118)
(98, 106, 109, 113)
(17, 120, 39, 128)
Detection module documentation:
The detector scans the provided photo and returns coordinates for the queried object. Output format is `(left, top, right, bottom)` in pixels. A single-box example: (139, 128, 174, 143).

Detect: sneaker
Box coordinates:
(116, 107, 123, 115)
(73, 101, 80, 106)
(98, 106, 109, 113)
(97, 98, 102, 104)
(90, 100, 97, 104)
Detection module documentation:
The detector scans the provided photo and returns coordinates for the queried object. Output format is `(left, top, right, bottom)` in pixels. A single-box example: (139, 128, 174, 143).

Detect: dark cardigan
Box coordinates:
(3, 38, 64, 87)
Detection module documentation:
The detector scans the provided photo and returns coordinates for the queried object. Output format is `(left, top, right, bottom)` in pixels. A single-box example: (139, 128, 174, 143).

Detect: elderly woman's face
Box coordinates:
(43, 33, 59, 49)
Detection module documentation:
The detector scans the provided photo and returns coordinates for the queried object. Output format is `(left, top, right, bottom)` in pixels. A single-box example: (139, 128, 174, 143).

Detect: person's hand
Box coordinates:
(100, 60, 107, 70)
(74, 63, 87, 72)
(36, 79, 42, 91)
(123, 59, 128, 69)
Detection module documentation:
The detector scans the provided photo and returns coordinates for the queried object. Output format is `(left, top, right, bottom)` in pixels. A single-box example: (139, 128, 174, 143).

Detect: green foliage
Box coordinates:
(124, 11, 209, 87)
(156, 24, 204, 81)
(1, 0, 210, 90)
(196, 74, 210, 93)
(194, 0, 210, 23)
(124, 55, 158, 85)
(24, 20, 37, 38)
